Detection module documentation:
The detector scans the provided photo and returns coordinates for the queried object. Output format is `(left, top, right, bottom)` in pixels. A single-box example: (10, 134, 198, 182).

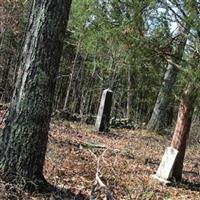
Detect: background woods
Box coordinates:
(0, 0, 200, 199)
(1, 0, 200, 129)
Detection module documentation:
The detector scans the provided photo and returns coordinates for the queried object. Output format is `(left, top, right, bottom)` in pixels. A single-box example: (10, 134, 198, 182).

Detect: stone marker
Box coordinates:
(95, 89, 113, 132)
(151, 147, 178, 184)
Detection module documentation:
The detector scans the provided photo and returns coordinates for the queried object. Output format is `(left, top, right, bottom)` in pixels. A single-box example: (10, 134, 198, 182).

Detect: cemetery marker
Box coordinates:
(95, 89, 113, 132)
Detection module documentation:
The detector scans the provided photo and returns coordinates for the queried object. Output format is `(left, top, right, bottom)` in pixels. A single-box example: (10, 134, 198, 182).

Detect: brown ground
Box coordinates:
(0, 119, 200, 199)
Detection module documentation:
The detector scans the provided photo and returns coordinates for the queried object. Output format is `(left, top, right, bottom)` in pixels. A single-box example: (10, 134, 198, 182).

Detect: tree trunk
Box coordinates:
(63, 39, 81, 110)
(127, 65, 133, 120)
(147, 29, 189, 131)
(86, 55, 97, 114)
(0, 0, 71, 188)
(78, 55, 87, 116)
(171, 82, 197, 181)
(109, 50, 117, 90)
(147, 64, 179, 130)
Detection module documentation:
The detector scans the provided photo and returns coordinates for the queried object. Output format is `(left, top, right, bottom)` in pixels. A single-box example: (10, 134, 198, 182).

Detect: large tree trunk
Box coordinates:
(170, 82, 197, 181)
(147, 30, 189, 131)
(0, 0, 71, 188)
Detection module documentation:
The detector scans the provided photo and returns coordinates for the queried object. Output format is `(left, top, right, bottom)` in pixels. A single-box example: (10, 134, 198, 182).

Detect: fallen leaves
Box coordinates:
(0, 120, 200, 199)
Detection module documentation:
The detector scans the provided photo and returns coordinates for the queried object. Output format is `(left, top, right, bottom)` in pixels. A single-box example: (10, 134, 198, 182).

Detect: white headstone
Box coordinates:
(95, 89, 113, 132)
(151, 147, 178, 182)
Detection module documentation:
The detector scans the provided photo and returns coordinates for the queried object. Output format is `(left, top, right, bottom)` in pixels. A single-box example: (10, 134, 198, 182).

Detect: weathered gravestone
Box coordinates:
(95, 89, 113, 132)
(151, 147, 178, 184)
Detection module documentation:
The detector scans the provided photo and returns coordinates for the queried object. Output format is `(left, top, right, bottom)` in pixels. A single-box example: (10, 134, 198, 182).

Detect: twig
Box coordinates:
(89, 148, 114, 200)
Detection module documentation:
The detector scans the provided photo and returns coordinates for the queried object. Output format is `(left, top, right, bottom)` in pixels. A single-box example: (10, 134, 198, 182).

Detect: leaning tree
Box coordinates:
(147, 0, 196, 131)
(0, 0, 72, 189)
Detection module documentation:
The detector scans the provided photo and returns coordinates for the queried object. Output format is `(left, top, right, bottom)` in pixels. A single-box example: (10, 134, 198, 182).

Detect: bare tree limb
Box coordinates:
(89, 148, 114, 200)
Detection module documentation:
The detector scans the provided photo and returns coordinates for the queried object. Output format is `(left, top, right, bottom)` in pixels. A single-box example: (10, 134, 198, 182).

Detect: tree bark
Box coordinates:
(0, 0, 71, 188)
(171, 82, 197, 181)
(0, 58, 11, 102)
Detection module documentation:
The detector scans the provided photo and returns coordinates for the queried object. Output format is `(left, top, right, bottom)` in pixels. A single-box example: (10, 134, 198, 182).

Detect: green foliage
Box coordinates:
(2, 0, 200, 122)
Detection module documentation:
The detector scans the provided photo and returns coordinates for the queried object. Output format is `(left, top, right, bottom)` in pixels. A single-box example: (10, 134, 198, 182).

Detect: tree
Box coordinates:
(170, 29, 200, 180)
(0, 0, 72, 189)
(147, 0, 197, 131)
(0, 0, 28, 102)
(147, 0, 192, 131)
(147, 31, 189, 131)
(41, 0, 199, 129)
(171, 82, 197, 181)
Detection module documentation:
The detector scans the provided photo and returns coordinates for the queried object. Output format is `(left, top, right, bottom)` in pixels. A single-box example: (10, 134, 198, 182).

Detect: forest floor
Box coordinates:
(0, 119, 200, 200)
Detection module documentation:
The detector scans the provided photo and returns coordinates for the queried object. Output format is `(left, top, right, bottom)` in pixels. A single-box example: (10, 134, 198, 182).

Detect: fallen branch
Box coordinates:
(89, 148, 114, 200)
(165, 58, 188, 73)
(82, 141, 107, 149)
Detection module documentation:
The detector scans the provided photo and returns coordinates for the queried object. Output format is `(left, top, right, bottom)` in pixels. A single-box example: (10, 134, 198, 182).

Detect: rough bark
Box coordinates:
(170, 82, 197, 181)
(0, 0, 71, 188)
(0, 59, 10, 102)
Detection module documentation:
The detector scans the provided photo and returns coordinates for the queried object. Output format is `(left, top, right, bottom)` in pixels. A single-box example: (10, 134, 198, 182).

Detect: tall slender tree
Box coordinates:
(0, 0, 72, 189)
(147, 28, 191, 130)
(147, 0, 198, 131)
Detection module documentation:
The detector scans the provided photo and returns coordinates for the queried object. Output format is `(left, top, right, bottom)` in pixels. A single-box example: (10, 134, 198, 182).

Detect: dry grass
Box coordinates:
(0, 119, 200, 199)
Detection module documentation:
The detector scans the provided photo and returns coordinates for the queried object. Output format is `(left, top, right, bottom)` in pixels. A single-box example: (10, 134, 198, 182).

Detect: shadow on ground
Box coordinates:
(49, 185, 88, 200)
(170, 175, 200, 192)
